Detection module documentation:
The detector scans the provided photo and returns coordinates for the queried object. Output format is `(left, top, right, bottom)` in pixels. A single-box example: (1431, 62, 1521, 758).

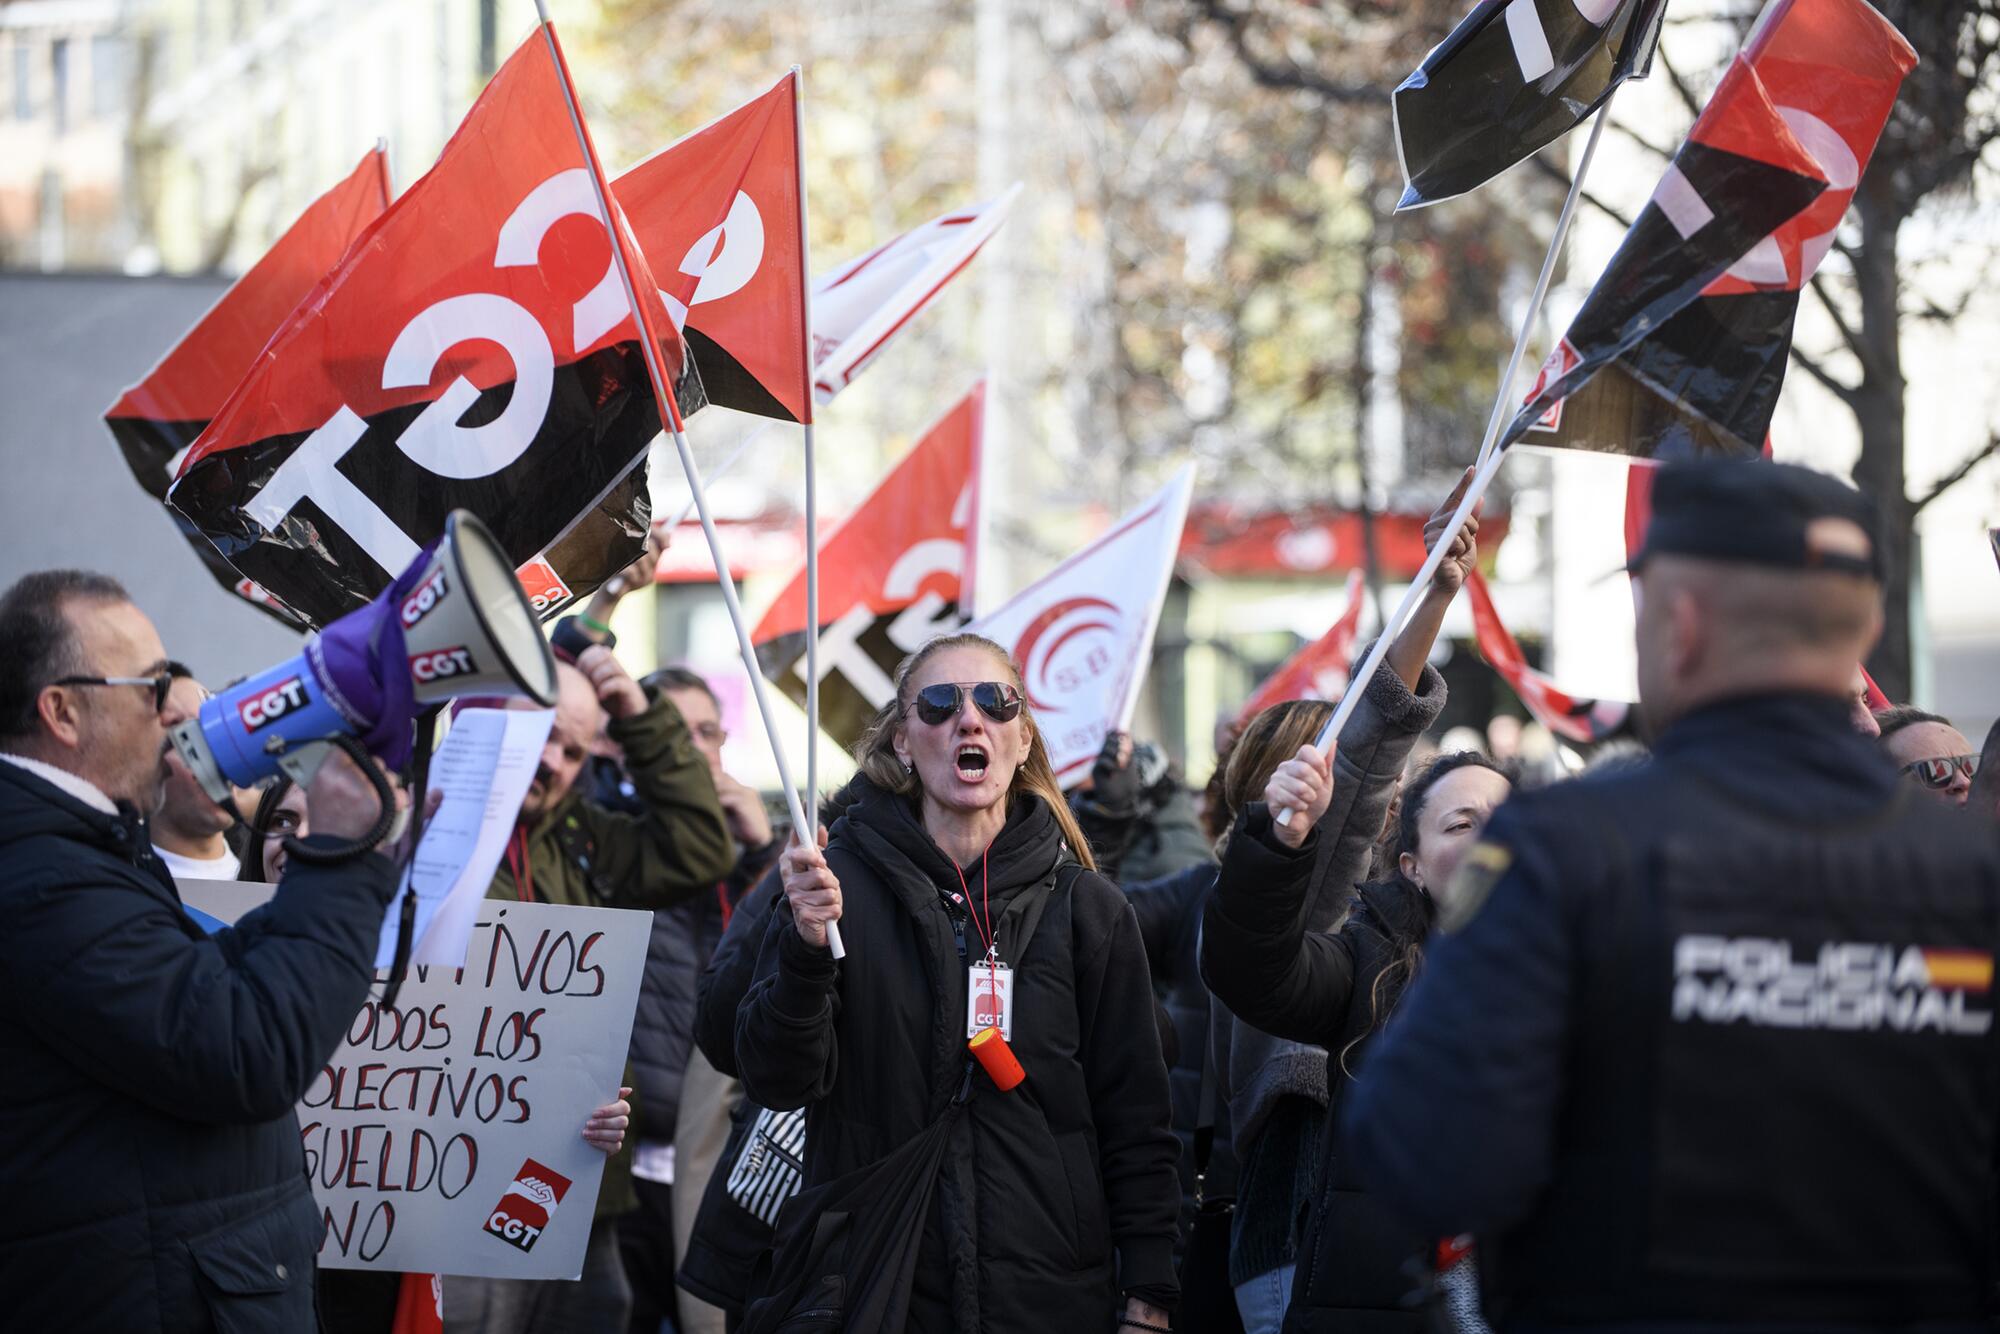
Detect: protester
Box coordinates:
(1344, 459, 2000, 1330)
(0, 570, 402, 1331)
(1875, 704, 1977, 807)
(1197, 471, 1472, 1332)
(622, 666, 785, 1334)
(445, 648, 735, 1334)
(241, 775, 633, 1334)
(1203, 748, 1512, 1331)
(735, 633, 1180, 1331)
(148, 662, 245, 880)
(1072, 731, 1213, 882)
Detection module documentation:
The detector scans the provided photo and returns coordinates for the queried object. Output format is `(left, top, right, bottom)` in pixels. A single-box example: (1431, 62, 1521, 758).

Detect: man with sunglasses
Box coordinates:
(1876, 705, 1978, 807)
(0, 568, 409, 1331)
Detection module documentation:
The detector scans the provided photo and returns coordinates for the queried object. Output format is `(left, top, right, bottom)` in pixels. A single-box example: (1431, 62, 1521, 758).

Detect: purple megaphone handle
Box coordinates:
(305, 541, 435, 770)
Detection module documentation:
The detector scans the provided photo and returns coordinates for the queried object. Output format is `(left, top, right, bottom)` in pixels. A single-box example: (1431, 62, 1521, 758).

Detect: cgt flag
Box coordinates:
(1510, 0, 1916, 459)
(1465, 567, 1631, 745)
(966, 467, 1194, 787)
(1238, 570, 1367, 720)
(1394, 0, 1667, 210)
(617, 73, 810, 423)
(752, 384, 984, 751)
(167, 26, 703, 629)
(811, 187, 1020, 404)
(105, 146, 392, 627)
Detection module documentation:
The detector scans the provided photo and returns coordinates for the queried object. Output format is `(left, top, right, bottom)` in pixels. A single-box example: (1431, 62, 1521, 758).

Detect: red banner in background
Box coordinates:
(1466, 568, 1631, 746)
(1180, 503, 1509, 580)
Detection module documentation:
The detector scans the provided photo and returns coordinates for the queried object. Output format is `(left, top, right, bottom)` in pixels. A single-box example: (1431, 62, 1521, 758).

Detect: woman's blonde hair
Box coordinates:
(1213, 697, 1337, 854)
(853, 632, 1096, 872)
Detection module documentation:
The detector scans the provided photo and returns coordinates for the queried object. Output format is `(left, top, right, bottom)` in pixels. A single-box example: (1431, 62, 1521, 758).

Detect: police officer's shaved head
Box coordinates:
(1631, 461, 1884, 734)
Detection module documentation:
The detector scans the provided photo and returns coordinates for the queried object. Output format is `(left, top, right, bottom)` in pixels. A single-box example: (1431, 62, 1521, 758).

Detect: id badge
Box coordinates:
(967, 964, 1015, 1041)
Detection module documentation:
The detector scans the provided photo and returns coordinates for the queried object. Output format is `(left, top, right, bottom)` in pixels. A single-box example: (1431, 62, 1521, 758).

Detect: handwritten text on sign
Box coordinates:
(181, 884, 651, 1281)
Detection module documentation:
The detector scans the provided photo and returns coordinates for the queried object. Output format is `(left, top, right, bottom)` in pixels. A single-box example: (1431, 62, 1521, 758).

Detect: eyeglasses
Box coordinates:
(906, 681, 1023, 727)
(51, 673, 175, 712)
(1903, 754, 1978, 790)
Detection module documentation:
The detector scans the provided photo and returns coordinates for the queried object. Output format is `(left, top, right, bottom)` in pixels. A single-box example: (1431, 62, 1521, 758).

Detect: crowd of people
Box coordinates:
(5, 456, 2000, 1334)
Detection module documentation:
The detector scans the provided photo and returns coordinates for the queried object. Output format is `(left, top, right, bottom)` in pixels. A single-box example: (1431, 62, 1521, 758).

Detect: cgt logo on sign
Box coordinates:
(410, 646, 479, 685)
(400, 568, 450, 628)
(516, 557, 574, 618)
(238, 676, 309, 732)
(484, 1158, 573, 1255)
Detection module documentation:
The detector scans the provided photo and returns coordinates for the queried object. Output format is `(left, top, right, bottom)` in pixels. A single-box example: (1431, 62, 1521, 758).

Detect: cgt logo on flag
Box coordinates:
(484, 1158, 573, 1254)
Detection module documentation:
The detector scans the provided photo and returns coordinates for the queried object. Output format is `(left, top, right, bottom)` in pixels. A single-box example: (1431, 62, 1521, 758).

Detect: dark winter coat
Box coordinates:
(0, 758, 397, 1333)
(733, 779, 1182, 1332)
(1207, 807, 1435, 1331)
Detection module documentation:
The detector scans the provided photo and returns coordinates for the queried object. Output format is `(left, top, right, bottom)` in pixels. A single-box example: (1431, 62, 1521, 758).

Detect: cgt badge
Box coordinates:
(484, 1158, 573, 1254)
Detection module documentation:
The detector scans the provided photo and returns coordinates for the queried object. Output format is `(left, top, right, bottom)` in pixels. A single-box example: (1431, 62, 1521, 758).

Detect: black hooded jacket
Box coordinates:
(1204, 805, 1437, 1332)
(733, 778, 1181, 1332)
(0, 758, 397, 1332)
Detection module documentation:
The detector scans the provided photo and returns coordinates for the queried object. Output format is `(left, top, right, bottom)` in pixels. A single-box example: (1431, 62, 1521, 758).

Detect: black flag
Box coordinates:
(1394, 0, 1668, 210)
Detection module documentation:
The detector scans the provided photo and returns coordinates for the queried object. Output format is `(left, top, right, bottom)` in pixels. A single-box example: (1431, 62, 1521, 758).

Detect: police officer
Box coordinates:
(1342, 458, 2000, 1331)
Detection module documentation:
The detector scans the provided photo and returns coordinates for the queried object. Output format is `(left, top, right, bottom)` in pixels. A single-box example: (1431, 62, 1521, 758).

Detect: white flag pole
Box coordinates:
(1473, 91, 1616, 471)
(1276, 97, 1617, 826)
(534, 6, 844, 958)
(793, 67, 823, 837)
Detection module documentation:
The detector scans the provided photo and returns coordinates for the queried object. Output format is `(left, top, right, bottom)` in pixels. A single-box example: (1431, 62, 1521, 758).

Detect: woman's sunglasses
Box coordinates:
(1903, 754, 1978, 789)
(906, 681, 1024, 727)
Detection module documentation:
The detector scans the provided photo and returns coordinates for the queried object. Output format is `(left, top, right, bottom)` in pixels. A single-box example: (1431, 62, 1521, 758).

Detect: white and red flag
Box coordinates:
(616, 72, 810, 424)
(810, 186, 1020, 404)
(106, 145, 392, 626)
(752, 383, 984, 749)
(966, 467, 1194, 786)
(1238, 570, 1367, 720)
(166, 25, 700, 629)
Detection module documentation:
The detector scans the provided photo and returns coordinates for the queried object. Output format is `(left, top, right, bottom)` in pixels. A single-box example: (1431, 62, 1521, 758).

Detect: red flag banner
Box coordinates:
(166, 27, 702, 628)
(810, 187, 1019, 404)
(105, 146, 390, 627)
(752, 383, 984, 749)
(616, 73, 809, 424)
(1511, 0, 1914, 458)
(1238, 570, 1367, 720)
(1466, 568, 1631, 745)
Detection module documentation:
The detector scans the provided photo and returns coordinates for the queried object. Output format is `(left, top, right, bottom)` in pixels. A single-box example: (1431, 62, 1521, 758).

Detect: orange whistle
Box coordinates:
(969, 1025, 1025, 1091)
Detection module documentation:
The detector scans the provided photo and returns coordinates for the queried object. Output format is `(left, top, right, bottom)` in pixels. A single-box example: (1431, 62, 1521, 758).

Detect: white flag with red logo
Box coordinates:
(966, 467, 1194, 786)
(810, 185, 1020, 404)
(616, 72, 810, 424)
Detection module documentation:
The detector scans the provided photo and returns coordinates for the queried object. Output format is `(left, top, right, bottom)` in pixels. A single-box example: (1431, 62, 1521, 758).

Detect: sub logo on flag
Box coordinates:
(484, 1158, 573, 1254)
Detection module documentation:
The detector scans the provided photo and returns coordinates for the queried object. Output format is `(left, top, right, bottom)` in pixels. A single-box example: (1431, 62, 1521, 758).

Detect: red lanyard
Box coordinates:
(506, 828, 535, 903)
(951, 847, 997, 985)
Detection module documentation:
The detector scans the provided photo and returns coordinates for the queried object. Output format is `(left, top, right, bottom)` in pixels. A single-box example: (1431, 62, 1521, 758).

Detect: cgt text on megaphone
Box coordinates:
(170, 510, 558, 813)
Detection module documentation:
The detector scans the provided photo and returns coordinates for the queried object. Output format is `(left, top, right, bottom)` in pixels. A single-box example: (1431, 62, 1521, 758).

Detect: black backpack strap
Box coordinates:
(1193, 1035, 1220, 1204)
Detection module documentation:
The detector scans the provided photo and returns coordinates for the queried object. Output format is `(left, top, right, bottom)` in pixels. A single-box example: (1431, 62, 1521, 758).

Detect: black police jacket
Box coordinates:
(1345, 693, 2000, 1331)
(733, 779, 1182, 1331)
(0, 758, 397, 1332)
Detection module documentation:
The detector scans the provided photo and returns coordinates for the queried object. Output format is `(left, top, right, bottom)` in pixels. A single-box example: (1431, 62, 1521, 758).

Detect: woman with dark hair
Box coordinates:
(733, 632, 1181, 1332)
(1203, 743, 1514, 1332)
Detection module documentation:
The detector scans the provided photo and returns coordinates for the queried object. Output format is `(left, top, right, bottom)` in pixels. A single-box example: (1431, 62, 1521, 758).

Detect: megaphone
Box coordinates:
(171, 510, 558, 805)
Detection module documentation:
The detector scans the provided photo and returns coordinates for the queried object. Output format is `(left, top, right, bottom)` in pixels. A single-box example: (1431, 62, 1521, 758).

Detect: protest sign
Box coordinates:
(182, 885, 652, 1279)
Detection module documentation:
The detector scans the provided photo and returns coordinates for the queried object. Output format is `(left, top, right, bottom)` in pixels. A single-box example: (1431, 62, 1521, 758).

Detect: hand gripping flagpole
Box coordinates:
(1278, 94, 1616, 826)
(534, 7, 845, 958)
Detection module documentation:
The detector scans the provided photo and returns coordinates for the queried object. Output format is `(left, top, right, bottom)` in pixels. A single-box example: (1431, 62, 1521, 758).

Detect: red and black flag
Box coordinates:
(1465, 567, 1631, 745)
(166, 25, 702, 629)
(1237, 570, 1366, 720)
(1510, 0, 1915, 458)
(752, 383, 982, 750)
(105, 146, 390, 626)
(616, 72, 810, 424)
(1394, 0, 1667, 210)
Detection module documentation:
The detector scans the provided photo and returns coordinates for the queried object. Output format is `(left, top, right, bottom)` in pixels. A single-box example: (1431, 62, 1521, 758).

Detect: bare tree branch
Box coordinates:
(1187, 0, 1385, 104)
(1529, 153, 1632, 229)
(1654, 44, 1711, 122)
(1915, 431, 2000, 512)
(1787, 343, 1864, 410)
